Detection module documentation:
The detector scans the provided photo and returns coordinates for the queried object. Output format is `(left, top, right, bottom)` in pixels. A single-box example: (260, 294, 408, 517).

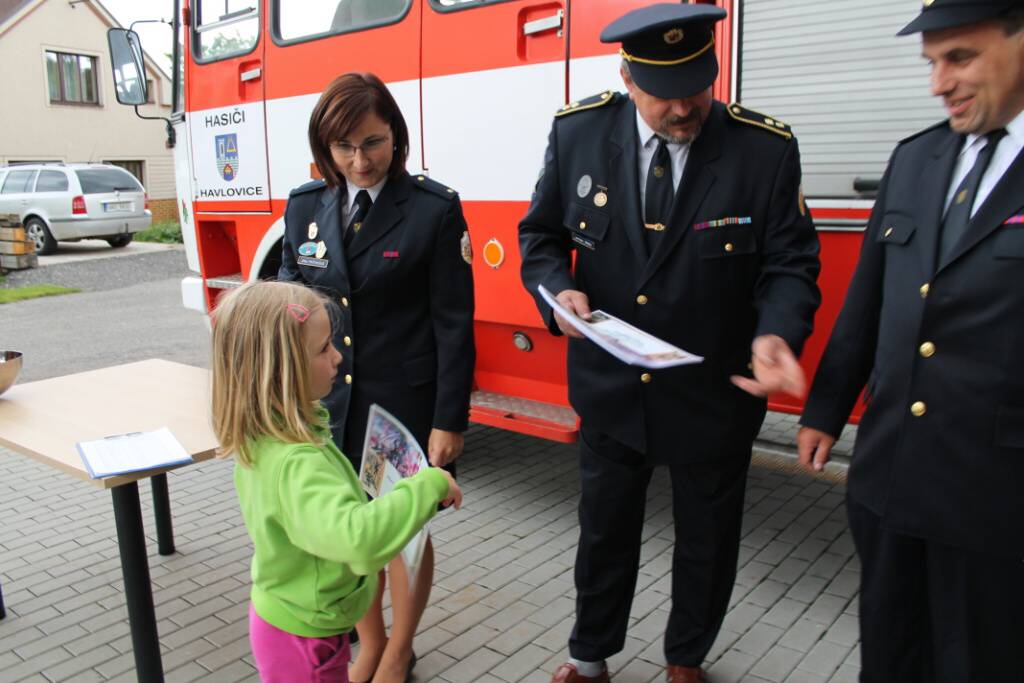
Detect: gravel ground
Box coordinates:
(1, 248, 192, 292)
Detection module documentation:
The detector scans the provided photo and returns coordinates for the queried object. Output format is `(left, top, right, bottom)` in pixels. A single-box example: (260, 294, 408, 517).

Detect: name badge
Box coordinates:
(572, 233, 596, 251)
(297, 255, 329, 268)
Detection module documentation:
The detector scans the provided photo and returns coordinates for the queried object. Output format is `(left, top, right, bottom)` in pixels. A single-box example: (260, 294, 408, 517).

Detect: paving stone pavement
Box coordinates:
(0, 423, 860, 683)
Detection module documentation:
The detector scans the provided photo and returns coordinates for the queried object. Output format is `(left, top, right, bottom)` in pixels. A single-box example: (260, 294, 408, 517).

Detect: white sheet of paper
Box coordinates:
(538, 284, 704, 368)
(76, 427, 192, 479)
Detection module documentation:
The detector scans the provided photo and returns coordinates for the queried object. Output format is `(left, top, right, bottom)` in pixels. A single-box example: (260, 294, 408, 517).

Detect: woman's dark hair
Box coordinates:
(307, 72, 410, 187)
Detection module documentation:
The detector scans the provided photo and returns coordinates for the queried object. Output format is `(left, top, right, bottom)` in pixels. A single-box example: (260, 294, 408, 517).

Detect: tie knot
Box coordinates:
(353, 189, 371, 210)
(985, 128, 1008, 147)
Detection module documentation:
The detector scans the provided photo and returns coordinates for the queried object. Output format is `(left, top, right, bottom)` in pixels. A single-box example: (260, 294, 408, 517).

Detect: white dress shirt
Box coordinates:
(944, 109, 1024, 217)
(636, 111, 690, 218)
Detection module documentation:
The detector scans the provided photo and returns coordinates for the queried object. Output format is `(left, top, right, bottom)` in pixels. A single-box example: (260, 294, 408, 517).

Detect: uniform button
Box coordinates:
(341, 296, 349, 307)
(724, 242, 734, 252)
(920, 283, 930, 298)
(640, 372, 652, 383)
(636, 295, 648, 305)
(343, 336, 352, 347)
(919, 342, 935, 358)
(579, 221, 587, 230)
(344, 374, 353, 385)
(911, 401, 926, 417)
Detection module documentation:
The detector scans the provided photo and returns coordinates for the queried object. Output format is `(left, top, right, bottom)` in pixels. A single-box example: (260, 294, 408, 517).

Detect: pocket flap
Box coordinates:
(994, 226, 1024, 258)
(876, 216, 916, 245)
(564, 203, 610, 241)
(698, 227, 757, 259)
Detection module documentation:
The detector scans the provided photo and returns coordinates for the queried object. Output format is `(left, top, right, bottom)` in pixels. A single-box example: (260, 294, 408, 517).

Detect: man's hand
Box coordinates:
(428, 428, 464, 468)
(553, 289, 591, 338)
(730, 334, 807, 399)
(796, 426, 835, 473)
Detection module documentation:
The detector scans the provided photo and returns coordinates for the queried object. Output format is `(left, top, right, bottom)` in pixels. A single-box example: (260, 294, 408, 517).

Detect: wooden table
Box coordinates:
(0, 359, 219, 683)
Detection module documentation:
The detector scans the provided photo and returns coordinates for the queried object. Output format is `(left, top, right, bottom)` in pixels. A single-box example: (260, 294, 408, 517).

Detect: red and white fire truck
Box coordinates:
(112, 0, 944, 442)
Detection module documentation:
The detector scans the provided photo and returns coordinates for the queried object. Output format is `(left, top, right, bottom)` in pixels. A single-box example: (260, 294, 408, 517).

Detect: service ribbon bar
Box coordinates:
(692, 216, 752, 231)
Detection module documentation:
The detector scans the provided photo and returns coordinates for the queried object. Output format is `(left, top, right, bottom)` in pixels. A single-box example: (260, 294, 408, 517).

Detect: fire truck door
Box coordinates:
(187, 0, 272, 213)
(421, 0, 568, 327)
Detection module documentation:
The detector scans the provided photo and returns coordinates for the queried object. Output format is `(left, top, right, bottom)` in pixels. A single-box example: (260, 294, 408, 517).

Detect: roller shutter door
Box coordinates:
(737, 0, 946, 198)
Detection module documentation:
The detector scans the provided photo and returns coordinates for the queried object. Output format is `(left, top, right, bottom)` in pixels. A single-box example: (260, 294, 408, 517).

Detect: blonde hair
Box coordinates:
(211, 281, 333, 466)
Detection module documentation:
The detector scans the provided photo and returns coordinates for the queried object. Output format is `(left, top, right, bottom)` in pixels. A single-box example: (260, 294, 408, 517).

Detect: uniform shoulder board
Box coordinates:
(726, 103, 793, 139)
(555, 90, 620, 118)
(413, 174, 458, 199)
(289, 179, 327, 197)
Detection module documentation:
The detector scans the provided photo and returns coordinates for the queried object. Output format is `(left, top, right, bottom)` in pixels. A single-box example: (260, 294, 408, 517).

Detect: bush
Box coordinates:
(135, 221, 183, 244)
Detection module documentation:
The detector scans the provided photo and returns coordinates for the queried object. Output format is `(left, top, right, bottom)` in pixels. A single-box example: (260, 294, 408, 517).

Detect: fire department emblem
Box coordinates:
(215, 133, 239, 181)
(461, 231, 473, 265)
(664, 28, 684, 44)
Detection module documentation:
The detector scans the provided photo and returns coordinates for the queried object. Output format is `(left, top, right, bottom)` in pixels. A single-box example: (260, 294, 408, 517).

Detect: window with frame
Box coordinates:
(104, 160, 145, 187)
(46, 51, 99, 105)
(1, 171, 38, 194)
(275, 0, 409, 42)
(35, 170, 70, 192)
(194, 0, 259, 62)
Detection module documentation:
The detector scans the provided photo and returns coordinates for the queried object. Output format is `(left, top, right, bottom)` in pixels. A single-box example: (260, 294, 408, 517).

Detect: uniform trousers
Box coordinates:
(848, 497, 1024, 683)
(569, 425, 750, 666)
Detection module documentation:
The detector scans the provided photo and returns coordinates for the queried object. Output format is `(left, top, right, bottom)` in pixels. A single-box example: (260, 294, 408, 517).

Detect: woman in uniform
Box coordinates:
(278, 72, 475, 683)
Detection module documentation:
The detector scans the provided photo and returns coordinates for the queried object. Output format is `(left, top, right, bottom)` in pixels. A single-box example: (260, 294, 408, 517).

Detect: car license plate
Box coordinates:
(104, 201, 133, 212)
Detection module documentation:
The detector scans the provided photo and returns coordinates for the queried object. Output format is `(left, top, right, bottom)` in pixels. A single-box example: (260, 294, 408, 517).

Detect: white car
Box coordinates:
(0, 163, 152, 255)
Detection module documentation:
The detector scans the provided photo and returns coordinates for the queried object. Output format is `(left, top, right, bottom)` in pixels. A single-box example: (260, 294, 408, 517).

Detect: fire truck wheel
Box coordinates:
(107, 234, 133, 249)
(25, 217, 57, 255)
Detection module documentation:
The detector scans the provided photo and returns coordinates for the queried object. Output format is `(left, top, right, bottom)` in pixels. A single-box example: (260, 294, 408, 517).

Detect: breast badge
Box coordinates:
(315, 241, 327, 259)
(308, 222, 318, 239)
(593, 191, 608, 208)
(298, 241, 318, 257)
(577, 174, 593, 198)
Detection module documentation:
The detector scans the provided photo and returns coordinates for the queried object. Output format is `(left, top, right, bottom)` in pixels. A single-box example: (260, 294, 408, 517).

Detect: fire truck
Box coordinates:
(109, 0, 943, 442)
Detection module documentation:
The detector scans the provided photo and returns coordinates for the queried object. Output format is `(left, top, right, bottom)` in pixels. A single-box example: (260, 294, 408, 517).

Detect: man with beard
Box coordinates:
(798, 0, 1024, 679)
(518, 5, 820, 682)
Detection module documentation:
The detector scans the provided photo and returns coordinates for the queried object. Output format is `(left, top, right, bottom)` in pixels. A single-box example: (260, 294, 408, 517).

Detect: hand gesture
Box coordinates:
(731, 334, 807, 399)
(553, 289, 591, 338)
(796, 426, 835, 474)
(428, 428, 464, 468)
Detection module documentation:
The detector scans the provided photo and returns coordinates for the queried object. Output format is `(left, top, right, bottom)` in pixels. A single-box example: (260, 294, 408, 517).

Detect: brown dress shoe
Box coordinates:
(550, 662, 611, 683)
(666, 664, 707, 683)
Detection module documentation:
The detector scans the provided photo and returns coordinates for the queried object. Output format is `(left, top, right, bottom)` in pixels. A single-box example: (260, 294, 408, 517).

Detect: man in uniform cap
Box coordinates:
(799, 0, 1024, 679)
(519, 4, 820, 682)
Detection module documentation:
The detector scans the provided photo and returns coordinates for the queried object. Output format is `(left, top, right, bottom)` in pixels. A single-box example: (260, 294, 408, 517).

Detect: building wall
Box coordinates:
(0, 0, 177, 208)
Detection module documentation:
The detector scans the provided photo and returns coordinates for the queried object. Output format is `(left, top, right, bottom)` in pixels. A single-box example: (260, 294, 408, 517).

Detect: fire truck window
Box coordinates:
(194, 0, 259, 62)
(275, 0, 409, 42)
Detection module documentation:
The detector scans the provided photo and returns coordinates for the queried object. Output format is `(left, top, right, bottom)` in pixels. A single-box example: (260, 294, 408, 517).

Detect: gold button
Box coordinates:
(920, 283, 930, 298)
(579, 221, 587, 230)
(344, 336, 352, 347)
(417, 175, 425, 181)
(885, 227, 894, 237)
(341, 296, 349, 307)
(911, 401, 926, 417)
(636, 295, 648, 305)
(724, 243, 734, 252)
(919, 342, 935, 358)
(344, 374, 353, 385)
(640, 372, 652, 383)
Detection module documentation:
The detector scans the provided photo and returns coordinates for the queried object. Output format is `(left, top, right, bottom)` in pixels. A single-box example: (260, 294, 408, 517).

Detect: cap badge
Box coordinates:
(593, 191, 608, 208)
(664, 28, 684, 45)
(577, 174, 593, 198)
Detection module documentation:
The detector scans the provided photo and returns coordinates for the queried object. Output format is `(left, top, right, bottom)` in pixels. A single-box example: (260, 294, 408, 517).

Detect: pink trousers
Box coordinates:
(249, 604, 350, 682)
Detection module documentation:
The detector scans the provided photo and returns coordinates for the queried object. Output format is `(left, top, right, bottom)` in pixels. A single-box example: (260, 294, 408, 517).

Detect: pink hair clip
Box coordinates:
(285, 303, 311, 323)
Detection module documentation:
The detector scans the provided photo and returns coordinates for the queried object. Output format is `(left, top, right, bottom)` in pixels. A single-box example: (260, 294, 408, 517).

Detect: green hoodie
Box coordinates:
(234, 410, 449, 637)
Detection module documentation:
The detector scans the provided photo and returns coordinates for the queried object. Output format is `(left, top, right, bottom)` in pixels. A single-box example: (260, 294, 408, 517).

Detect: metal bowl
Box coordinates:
(0, 351, 23, 396)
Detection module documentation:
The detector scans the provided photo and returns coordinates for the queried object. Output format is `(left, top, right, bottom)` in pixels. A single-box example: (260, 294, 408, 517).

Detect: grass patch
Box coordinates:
(135, 220, 183, 244)
(0, 284, 80, 304)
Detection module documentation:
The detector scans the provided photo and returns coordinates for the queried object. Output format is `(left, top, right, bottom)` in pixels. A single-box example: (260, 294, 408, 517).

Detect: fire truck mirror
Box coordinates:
(107, 28, 148, 107)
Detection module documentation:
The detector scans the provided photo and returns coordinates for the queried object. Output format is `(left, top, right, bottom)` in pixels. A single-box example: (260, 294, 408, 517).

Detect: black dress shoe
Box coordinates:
(405, 651, 417, 682)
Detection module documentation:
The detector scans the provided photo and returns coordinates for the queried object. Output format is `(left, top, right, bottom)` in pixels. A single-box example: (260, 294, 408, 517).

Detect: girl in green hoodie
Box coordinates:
(211, 281, 461, 682)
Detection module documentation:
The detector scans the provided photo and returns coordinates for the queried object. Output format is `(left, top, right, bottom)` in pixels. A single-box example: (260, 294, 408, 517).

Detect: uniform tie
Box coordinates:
(644, 138, 674, 254)
(940, 128, 1007, 262)
(344, 189, 372, 249)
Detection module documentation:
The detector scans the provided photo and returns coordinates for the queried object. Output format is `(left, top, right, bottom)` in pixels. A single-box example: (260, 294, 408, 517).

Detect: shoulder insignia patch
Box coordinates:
(555, 90, 620, 118)
(727, 104, 793, 139)
(413, 174, 458, 199)
(289, 179, 327, 197)
(460, 231, 473, 265)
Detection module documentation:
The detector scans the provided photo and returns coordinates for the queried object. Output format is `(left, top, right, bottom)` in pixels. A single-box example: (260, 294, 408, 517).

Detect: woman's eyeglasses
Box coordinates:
(329, 135, 391, 158)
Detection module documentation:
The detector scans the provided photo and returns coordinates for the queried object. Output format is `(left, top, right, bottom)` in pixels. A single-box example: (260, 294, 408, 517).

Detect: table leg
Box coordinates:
(150, 474, 175, 556)
(112, 482, 165, 683)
